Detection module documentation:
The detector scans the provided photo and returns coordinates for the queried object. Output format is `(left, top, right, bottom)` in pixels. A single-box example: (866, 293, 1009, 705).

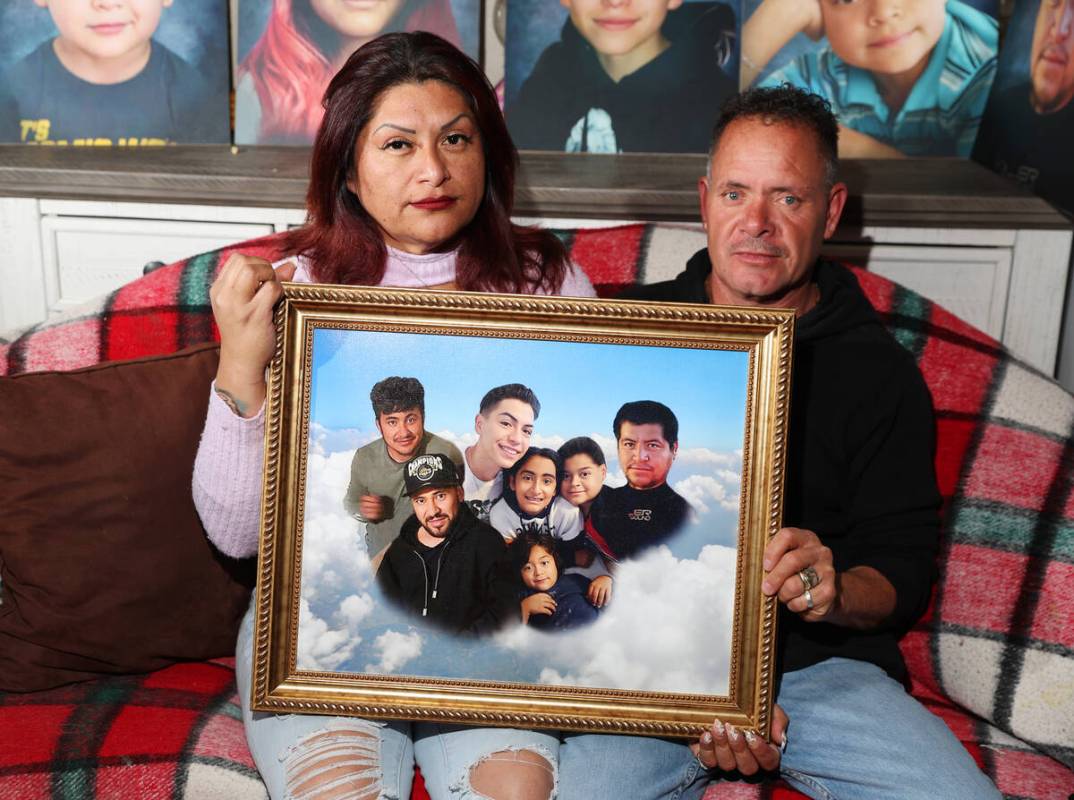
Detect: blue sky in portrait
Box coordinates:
(296, 326, 747, 695)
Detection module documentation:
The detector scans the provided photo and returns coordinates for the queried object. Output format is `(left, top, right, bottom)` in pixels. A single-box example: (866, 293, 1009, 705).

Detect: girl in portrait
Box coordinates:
(236, 0, 463, 144)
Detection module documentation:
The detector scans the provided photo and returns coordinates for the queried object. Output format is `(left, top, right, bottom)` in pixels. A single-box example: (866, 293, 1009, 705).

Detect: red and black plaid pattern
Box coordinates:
(2, 225, 1072, 799)
(0, 659, 263, 799)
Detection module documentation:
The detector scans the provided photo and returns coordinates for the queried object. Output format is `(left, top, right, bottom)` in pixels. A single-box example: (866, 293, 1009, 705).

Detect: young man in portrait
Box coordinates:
(343, 376, 463, 565)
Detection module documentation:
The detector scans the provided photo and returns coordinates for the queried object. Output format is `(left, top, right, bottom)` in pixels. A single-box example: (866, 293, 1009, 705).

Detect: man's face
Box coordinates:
(376, 407, 424, 463)
(36, 0, 171, 63)
(560, 0, 682, 58)
(410, 485, 463, 539)
(617, 421, 676, 490)
(473, 399, 535, 470)
(699, 118, 847, 310)
(820, 0, 946, 76)
(1031, 0, 1074, 114)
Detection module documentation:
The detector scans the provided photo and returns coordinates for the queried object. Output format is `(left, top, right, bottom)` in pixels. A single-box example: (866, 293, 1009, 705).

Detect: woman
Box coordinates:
(236, 0, 462, 144)
(197, 33, 782, 799)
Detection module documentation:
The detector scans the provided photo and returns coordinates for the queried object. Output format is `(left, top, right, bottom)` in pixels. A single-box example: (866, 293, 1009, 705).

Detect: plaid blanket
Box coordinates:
(2, 225, 1072, 800)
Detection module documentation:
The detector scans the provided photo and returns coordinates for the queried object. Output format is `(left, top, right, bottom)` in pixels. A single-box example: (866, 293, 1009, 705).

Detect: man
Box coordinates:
(555, 86, 1001, 799)
(462, 383, 540, 516)
(585, 400, 692, 561)
(1030, 0, 1074, 115)
(343, 377, 463, 563)
(973, 0, 1074, 215)
(376, 454, 517, 635)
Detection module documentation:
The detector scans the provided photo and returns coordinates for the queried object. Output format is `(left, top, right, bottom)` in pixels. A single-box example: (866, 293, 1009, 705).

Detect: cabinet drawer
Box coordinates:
(40, 216, 273, 313)
(822, 243, 1012, 339)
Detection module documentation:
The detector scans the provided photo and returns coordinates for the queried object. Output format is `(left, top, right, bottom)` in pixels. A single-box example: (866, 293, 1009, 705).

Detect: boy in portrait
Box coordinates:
(2, 0, 228, 145)
(506, 0, 738, 153)
(744, 0, 997, 157)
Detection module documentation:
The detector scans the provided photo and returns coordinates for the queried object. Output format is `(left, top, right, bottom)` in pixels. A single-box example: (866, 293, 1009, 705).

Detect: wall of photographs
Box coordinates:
(0, 0, 1070, 214)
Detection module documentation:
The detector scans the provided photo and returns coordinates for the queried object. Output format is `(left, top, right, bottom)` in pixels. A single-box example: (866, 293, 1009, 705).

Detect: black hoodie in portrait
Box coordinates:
(507, 2, 737, 153)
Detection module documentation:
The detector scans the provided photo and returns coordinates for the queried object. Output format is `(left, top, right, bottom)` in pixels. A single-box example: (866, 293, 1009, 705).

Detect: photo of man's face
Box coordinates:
(1031, 0, 1074, 114)
(617, 421, 677, 490)
(376, 407, 425, 463)
(410, 486, 463, 539)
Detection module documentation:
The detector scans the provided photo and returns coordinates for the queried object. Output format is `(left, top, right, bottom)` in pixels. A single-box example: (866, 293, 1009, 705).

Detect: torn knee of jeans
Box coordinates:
(464, 746, 557, 800)
(281, 718, 388, 800)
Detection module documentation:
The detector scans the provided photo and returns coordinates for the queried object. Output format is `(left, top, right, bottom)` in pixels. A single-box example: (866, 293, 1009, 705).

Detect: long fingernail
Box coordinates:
(701, 731, 712, 744)
(761, 580, 774, 595)
(726, 725, 740, 742)
(744, 730, 757, 745)
(712, 720, 727, 740)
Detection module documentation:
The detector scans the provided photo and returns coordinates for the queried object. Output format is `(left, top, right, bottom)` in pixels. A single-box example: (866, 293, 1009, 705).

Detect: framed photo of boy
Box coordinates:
(249, 285, 794, 741)
(0, 0, 230, 145)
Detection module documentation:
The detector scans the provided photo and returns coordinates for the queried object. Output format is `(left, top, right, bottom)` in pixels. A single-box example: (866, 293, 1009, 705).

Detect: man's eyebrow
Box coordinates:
(497, 412, 518, 423)
(372, 123, 417, 135)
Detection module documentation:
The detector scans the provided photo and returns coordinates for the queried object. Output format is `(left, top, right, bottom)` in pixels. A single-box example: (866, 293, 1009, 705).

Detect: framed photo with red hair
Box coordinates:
(250, 285, 792, 741)
(235, 0, 481, 145)
(0, 0, 229, 145)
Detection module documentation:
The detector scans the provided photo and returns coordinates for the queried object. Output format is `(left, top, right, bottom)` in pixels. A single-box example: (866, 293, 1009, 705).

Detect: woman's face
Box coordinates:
(510, 455, 558, 516)
(520, 545, 558, 591)
(309, 0, 406, 43)
(350, 80, 486, 255)
(561, 453, 606, 509)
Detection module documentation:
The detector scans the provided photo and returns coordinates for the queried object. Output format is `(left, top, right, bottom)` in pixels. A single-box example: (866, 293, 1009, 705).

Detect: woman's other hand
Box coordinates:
(211, 254, 296, 417)
(691, 704, 787, 775)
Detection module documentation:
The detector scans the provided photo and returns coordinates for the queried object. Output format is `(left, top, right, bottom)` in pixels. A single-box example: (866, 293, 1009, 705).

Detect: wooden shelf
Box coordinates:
(0, 145, 1067, 230)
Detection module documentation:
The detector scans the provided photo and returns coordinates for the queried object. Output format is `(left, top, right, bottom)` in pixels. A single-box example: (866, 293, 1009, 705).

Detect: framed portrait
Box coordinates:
(503, 0, 740, 153)
(250, 286, 793, 740)
(973, 0, 1074, 217)
(235, 0, 481, 145)
(740, 0, 999, 157)
(0, 0, 230, 145)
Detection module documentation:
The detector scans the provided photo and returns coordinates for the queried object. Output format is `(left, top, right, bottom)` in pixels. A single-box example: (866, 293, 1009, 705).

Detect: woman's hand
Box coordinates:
(586, 575, 612, 608)
(520, 593, 556, 624)
(691, 704, 787, 775)
(210, 254, 296, 417)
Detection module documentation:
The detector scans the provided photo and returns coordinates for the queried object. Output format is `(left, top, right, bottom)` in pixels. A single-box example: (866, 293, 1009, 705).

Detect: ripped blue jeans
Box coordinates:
(235, 605, 559, 799)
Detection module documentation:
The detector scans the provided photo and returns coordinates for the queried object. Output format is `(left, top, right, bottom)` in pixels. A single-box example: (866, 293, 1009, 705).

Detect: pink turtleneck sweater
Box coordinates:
(192, 246, 596, 558)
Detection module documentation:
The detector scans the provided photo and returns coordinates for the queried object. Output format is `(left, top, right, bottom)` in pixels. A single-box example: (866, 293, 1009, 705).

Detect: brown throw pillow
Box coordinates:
(0, 343, 254, 691)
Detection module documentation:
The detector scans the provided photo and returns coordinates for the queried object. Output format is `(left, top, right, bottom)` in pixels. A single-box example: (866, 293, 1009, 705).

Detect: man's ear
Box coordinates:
(698, 176, 710, 230)
(474, 412, 484, 437)
(671, 442, 679, 458)
(374, 416, 384, 436)
(824, 182, 848, 239)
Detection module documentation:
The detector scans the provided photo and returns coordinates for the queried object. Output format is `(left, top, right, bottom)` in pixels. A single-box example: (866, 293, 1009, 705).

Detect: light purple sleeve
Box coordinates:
(191, 383, 266, 558)
(551, 261, 597, 298)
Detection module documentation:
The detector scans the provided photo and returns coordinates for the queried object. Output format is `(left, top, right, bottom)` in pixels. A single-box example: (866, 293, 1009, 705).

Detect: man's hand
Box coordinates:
(359, 494, 391, 523)
(520, 593, 556, 624)
(586, 575, 612, 608)
(691, 704, 787, 775)
(763, 527, 897, 629)
(762, 527, 837, 620)
(741, 0, 823, 85)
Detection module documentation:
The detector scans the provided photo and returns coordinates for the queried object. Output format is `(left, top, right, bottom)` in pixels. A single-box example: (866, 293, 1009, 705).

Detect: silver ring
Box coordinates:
(799, 567, 820, 591)
(803, 588, 814, 610)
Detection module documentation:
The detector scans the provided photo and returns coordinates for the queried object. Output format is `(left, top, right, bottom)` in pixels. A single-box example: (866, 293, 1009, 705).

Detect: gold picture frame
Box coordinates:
(250, 284, 794, 742)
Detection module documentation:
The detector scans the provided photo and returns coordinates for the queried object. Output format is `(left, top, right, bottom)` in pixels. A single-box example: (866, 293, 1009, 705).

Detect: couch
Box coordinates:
(1, 224, 1072, 800)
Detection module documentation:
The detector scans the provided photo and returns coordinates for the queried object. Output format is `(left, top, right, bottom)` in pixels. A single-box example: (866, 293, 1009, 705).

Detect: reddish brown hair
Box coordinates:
(285, 32, 569, 294)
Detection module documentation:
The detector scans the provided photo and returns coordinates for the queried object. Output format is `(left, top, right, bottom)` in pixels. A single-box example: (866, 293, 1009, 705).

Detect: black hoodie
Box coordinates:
(507, 3, 737, 153)
(622, 253, 940, 682)
(377, 502, 519, 635)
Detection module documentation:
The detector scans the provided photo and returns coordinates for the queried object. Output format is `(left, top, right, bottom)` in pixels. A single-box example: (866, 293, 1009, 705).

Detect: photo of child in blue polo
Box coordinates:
(504, 0, 739, 153)
(0, 0, 229, 145)
(973, 0, 1074, 216)
(741, 0, 998, 157)
(510, 530, 601, 630)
